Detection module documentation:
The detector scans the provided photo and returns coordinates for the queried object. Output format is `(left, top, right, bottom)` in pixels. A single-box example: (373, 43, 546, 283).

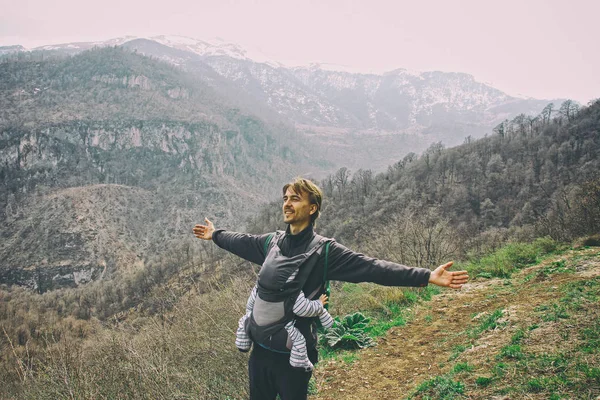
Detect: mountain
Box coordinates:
(119, 38, 288, 126)
(121, 36, 565, 170)
(6, 36, 565, 170)
(0, 47, 327, 291)
(0, 185, 157, 290)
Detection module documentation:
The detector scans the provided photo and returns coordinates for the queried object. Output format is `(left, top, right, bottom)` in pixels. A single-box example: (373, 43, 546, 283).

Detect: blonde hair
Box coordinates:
(282, 177, 323, 225)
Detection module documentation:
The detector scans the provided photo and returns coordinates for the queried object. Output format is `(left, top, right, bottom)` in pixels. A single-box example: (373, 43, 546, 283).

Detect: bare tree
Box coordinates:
(366, 209, 459, 269)
(559, 100, 580, 122)
(541, 103, 555, 125)
(333, 167, 351, 201)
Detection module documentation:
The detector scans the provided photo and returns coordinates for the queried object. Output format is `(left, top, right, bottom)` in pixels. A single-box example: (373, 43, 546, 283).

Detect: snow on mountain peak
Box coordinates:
(145, 35, 283, 69)
(292, 62, 391, 75)
(384, 68, 423, 77)
(31, 36, 137, 51)
(149, 35, 243, 58)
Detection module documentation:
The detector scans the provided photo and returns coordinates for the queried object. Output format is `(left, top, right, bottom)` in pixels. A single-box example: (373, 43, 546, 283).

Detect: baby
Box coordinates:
(236, 285, 334, 371)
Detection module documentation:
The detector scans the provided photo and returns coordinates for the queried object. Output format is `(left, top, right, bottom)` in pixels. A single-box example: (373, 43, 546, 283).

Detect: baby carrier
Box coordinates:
(245, 231, 330, 353)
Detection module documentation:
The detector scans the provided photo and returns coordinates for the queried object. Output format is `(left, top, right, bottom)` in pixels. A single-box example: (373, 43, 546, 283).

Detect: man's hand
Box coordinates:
(193, 218, 215, 241)
(429, 262, 468, 289)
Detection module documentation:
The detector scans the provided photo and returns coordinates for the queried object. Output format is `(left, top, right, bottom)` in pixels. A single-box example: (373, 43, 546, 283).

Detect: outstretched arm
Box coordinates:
(326, 241, 431, 287)
(193, 217, 271, 265)
(326, 242, 468, 289)
(428, 262, 468, 289)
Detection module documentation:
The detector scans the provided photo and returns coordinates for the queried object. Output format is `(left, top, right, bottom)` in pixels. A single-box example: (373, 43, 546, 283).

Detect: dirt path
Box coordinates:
(312, 249, 600, 399)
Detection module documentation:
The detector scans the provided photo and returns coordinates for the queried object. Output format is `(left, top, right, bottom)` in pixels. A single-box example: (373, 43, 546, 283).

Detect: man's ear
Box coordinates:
(310, 204, 317, 215)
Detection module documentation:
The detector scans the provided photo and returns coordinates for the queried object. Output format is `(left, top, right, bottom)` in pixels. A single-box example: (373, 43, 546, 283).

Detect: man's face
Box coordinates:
(282, 187, 316, 226)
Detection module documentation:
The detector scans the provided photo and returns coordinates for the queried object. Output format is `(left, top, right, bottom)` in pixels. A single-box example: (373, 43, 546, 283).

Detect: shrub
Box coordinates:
(324, 312, 375, 350)
(581, 234, 600, 247)
(503, 243, 538, 268)
(532, 236, 559, 254)
(464, 239, 555, 278)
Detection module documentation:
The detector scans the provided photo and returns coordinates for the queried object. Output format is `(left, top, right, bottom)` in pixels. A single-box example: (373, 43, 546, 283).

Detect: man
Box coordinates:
(193, 177, 468, 400)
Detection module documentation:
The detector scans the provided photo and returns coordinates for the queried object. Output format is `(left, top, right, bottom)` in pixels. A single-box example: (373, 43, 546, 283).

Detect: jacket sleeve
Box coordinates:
(212, 230, 272, 265)
(326, 241, 431, 287)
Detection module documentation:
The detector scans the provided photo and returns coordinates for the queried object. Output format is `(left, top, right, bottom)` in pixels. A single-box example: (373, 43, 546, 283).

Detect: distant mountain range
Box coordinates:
(1, 35, 565, 170)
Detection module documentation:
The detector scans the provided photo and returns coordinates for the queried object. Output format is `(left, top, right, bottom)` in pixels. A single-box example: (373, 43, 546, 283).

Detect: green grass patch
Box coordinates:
(560, 277, 600, 311)
(487, 346, 599, 396)
(499, 344, 524, 360)
(536, 303, 570, 322)
(583, 366, 600, 382)
(307, 377, 318, 395)
(416, 285, 441, 300)
(318, 347, 360, 364)
(340, 352, 359, 364)
(538, 259, 576, 276)
(461, 237, 562, 279)
(524, 375, 570, 393)
(522, 272, 536, 283)
(579, 321, 600, 353)
(411, 376, 465, 399)
(368, 313, 407, 337)
(448, 344, 468, 361)
(494, 362, 507, 377)
(468, 309, 506, 338)
(511, 328, 526, 344)
(479, 309, 505, 331)
(537, 353, 569, 373)
(451, 362, 474, 374)
(526, 377, 547, 393)
(475, 376, 492, 387)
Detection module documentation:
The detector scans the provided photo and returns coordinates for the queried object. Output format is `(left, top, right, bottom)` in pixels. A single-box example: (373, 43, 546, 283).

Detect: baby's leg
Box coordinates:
(235, 312, 252, 352)
(236, 286, 258, 352)
(319, 308, 334, 329)
(286, 320, 313, 371)
(246, 286, 257, 313)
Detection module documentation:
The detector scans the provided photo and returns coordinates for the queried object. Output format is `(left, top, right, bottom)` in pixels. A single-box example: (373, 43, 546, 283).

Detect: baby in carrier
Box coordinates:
(235, 232, 334, 372)
(236, 282, 334, 371)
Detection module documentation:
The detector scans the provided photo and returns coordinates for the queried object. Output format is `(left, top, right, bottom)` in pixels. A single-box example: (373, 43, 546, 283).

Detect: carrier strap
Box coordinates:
(263, 230, 331, 307)
(263, 233, 275, 256)
(323, 241, 331, 310)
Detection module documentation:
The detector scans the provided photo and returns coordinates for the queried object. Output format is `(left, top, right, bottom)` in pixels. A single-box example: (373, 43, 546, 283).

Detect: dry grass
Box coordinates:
(2, 277, 254, 400)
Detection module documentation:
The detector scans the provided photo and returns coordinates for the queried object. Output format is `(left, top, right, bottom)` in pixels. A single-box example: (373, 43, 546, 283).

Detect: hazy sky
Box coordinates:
(1, 0, 597, 103)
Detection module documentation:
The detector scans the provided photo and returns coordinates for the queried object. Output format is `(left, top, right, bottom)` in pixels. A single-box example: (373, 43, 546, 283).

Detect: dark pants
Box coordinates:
(248, 344, 318, 400)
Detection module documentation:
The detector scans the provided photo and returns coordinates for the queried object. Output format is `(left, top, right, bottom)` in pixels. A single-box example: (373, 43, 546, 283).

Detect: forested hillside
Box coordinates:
(0, 47, 329, 291)
(249, 99, 600, 267)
